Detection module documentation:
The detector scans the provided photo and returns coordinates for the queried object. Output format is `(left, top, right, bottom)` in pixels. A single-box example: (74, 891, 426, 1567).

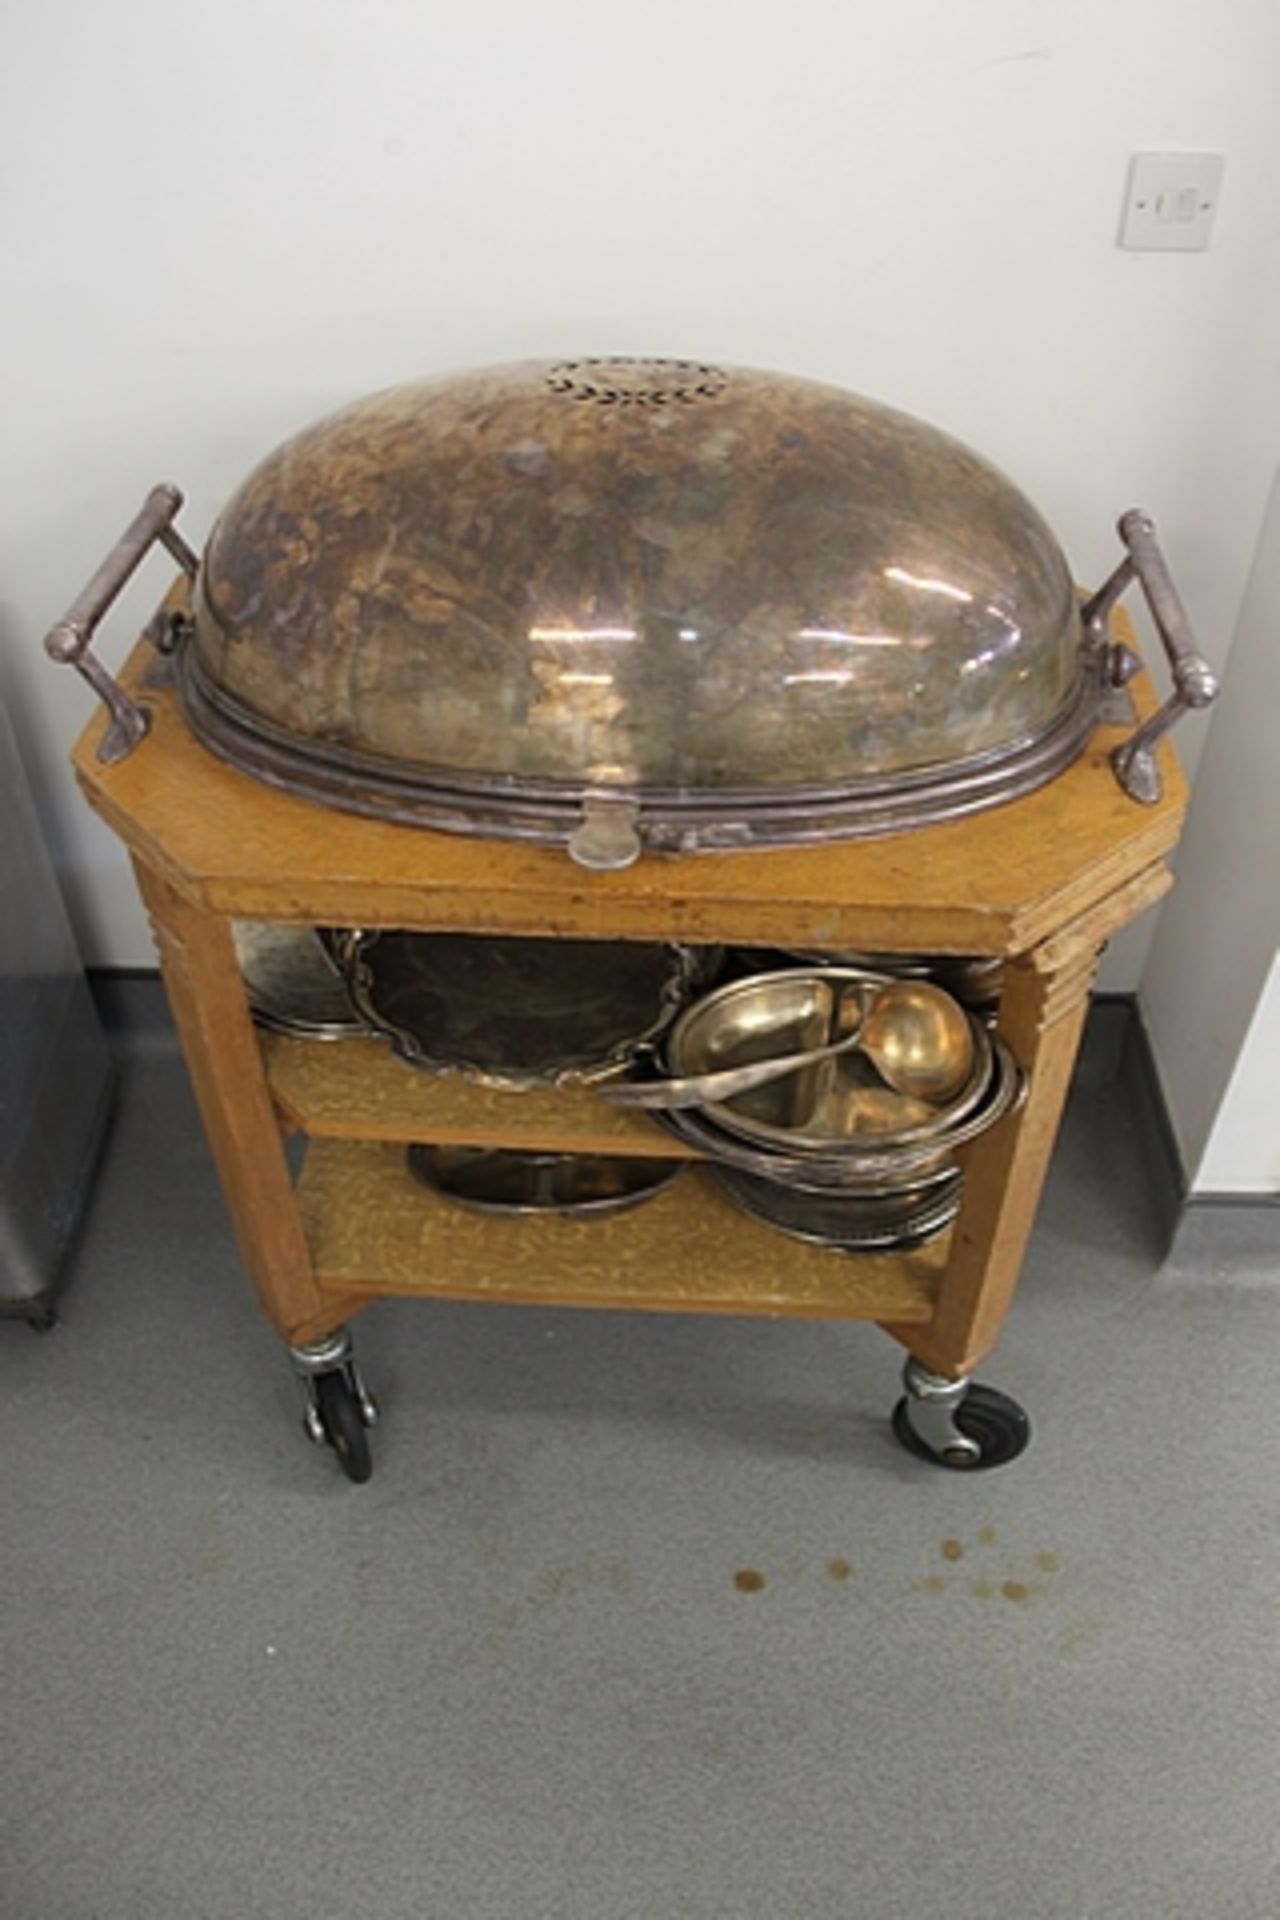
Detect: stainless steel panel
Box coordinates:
(0, 704, 115, 1319)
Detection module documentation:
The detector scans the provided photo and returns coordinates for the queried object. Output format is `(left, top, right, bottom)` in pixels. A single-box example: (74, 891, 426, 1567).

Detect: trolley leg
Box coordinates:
(880, 864, 1171, 1386)
(132, 861, 332, 1340)
(133, 861, 379, 1479)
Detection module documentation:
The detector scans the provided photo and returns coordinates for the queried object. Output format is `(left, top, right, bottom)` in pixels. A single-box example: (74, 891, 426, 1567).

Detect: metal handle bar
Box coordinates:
(1082, 509, 1219, 805)
(43, 484, 197, 764)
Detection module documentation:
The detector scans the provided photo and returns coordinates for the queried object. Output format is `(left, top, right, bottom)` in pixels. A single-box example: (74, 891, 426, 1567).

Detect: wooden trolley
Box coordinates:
(70, 595, 1185, 1479)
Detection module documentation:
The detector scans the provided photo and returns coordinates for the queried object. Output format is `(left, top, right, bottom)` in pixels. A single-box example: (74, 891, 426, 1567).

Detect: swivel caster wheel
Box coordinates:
(892, 1357, 1030, 1471)
(290, 1327, 379, 1484)
(313, 1370, 374, 1483)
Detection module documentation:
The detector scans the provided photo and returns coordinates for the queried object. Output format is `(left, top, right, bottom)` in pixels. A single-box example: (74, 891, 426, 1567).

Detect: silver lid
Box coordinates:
(180, 359, 1103, 862)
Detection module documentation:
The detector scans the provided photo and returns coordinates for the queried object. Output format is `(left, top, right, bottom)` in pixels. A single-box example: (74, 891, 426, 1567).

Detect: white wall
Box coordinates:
(3, 0, 1279, 966)
(1196, 954, 1280, 1195)
(1141, 471, 1280, 1194)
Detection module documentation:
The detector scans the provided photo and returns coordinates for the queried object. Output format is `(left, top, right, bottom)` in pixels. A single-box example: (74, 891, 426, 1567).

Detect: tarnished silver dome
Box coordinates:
(176, 358, 1107, 865)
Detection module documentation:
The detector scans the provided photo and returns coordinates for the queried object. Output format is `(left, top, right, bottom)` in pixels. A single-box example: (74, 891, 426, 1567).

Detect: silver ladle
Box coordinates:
(600, 977, 977, 1114)
(598, 1025, 867, 1110)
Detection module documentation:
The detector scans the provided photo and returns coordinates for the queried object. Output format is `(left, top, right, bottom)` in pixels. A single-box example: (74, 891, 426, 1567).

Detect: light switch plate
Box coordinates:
(1120, 152, 1224, 251)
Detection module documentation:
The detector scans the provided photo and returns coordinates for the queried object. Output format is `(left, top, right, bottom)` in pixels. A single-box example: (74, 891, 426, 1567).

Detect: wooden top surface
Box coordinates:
(73, 596, 1186, 954)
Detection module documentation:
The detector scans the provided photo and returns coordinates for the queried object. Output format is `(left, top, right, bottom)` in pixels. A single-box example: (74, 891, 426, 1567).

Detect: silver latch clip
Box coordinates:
(567, 794, 643, 871)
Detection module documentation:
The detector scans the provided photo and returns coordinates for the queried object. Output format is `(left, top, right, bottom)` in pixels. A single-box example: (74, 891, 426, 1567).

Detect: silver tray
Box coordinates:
(330, 930, 718, 1089)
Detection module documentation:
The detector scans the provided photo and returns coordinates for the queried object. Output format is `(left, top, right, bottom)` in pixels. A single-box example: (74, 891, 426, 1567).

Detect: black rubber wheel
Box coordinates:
(892, 1383, 1031, 1471)
(314, 1370, 374, 1483)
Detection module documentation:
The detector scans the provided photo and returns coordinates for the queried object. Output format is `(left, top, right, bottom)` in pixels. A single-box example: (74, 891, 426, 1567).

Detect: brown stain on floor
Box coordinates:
(1001, 1579, 1038, 1604)
(734, 1568, 766, 1594)
(826, 1558, 854, 1584)
(908, 1534, 1064, 1610)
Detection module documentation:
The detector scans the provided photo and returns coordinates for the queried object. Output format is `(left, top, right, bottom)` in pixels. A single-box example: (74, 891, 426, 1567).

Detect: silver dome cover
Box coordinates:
(177, 358, 1105, 865)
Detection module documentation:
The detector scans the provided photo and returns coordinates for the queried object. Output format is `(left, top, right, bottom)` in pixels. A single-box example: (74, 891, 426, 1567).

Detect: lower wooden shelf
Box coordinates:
(297, 1138, 945, 1323)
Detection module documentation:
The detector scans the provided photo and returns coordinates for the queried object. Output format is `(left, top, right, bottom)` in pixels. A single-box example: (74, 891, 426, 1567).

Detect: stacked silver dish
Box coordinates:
(232, 920, 367, 1040)
(604, 967, 1022, 1251)
(787, 949, 1004, 1023)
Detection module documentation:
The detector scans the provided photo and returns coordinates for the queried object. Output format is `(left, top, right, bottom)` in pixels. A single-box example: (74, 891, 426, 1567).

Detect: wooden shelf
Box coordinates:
(262, 1031, 700, 1157)
(297, 1138, 944, 1323)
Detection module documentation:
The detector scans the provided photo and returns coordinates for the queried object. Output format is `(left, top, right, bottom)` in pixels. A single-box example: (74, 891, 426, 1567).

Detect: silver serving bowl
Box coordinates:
(664, 967, 989, 1153)
(405, 1144, 682, 1217)
(652, 1034, 1023, 1189)
(708, 1161, 961, 1252)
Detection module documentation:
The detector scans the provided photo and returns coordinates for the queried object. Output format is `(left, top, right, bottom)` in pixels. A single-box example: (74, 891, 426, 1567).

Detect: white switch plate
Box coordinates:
(1120, 152, 1223, 251)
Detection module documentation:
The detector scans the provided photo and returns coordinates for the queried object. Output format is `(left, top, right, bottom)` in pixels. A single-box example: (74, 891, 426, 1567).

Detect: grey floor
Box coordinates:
(2, 996, 1278, 1920)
